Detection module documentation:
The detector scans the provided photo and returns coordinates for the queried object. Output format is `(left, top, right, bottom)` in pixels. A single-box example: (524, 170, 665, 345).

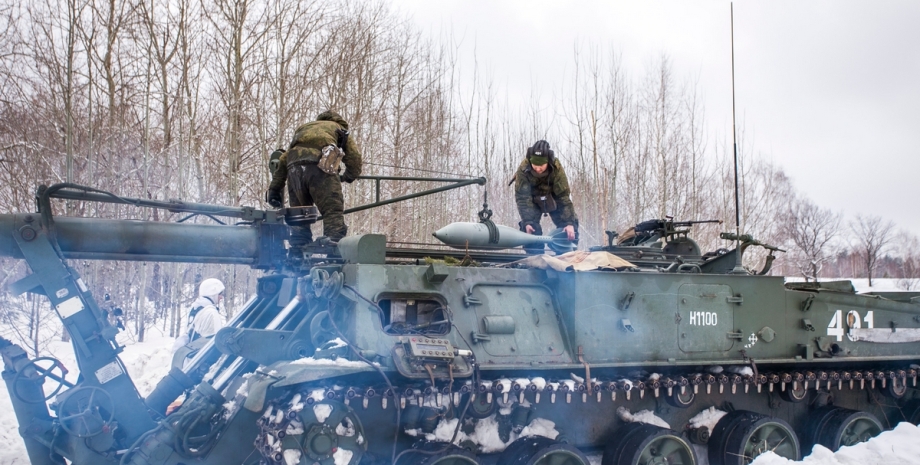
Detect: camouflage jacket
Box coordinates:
(514, 158, 578, 227)
(269, 111, 363, 191)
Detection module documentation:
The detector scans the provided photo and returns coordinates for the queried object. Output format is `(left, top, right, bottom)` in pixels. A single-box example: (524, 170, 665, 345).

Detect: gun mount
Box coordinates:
(2, 181, 920, 465)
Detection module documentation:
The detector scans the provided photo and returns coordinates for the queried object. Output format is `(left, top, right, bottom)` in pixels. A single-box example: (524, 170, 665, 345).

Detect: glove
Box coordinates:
(266, 188, 282, 208)
(340, 172, 357, 184)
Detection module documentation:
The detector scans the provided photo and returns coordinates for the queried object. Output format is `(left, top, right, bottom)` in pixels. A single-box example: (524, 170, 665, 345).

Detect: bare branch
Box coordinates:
(850, 214, 896, 287)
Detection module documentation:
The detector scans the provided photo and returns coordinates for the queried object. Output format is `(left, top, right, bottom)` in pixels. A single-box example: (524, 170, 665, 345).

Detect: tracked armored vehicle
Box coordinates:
(2, 182, 920, 465)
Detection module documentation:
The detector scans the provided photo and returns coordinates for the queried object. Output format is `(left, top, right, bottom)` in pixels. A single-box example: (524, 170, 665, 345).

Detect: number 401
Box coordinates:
(827, 310, 874, 341)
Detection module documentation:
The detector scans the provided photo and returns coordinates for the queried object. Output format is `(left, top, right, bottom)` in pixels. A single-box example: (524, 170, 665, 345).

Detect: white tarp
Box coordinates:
(505, 251, 635, 272)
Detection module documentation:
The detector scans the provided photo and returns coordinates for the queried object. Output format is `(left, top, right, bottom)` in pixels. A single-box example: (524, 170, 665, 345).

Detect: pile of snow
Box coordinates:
(589, 421, 920, 465)
(616, 406, 670, 429)
(411, 414, 560, 454)
(289, 356, 375, 368)
(688, 407, 727, 432)
(751, 422, 920, 465)
(727, 366, 754, 377)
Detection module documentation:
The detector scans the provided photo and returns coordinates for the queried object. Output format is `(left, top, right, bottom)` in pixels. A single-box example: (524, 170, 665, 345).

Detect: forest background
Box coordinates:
(0, 0, 917, 355)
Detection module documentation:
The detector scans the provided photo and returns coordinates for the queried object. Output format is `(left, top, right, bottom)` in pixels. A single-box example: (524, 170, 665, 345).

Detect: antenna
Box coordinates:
(730, 2, 746, 274)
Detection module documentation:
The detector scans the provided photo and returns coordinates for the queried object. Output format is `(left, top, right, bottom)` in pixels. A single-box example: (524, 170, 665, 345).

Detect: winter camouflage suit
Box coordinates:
(514, 157, 578, 253)
(268, 111, 363, 244)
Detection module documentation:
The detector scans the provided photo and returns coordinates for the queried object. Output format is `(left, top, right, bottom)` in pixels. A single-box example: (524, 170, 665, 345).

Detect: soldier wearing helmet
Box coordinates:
(513, 140, 578, 254)
(171, 278, 226, 362)
(266, 111, 363, 246)
(188, 278, 226, 340)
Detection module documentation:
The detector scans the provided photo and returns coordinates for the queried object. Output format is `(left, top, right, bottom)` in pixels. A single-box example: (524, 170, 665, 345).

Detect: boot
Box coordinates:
(289, 226, 313, 248)
(314, 236, 339, 247)
(314, 236, 341, 258)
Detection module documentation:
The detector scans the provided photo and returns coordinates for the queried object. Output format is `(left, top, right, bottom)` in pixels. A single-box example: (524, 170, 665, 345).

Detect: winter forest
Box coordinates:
(0, 0, 917, 355)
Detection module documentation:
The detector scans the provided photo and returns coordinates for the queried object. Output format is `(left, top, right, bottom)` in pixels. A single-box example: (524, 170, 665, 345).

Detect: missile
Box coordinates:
(432, 222, 575, 253)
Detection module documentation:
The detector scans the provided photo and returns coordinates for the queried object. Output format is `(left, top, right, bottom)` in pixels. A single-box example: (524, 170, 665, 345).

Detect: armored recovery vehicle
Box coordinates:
(2, 181, 920, 465)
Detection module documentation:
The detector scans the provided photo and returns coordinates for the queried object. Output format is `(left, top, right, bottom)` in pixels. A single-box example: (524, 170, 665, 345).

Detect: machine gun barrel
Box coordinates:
(719, 232, 786, 253)
(0, 214, 283, 266)
(672, 219, 723, 227)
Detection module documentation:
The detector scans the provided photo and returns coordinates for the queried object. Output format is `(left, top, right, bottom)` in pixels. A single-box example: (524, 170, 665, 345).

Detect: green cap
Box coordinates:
(530, 155, 548, 166)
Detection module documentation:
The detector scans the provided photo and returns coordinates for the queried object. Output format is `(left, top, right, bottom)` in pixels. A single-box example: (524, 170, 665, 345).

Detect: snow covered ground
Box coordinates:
(1, 278, 919, 464)
(789, 277, 913, 293)
(0, 327, 176, 465)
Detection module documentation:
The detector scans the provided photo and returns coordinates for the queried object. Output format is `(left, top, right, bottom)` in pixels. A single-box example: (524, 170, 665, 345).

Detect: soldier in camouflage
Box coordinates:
(266, 111, 362, 245)
(513, 140, 578, 254)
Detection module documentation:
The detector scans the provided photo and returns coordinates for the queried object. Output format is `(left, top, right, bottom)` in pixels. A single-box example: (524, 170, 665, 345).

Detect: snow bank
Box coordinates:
(117, 329, 177, 396)
(751, 422, 920, 464)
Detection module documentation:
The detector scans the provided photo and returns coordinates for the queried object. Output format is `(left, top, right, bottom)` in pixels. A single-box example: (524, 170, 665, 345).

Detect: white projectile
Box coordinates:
(432, 222, 575, 253)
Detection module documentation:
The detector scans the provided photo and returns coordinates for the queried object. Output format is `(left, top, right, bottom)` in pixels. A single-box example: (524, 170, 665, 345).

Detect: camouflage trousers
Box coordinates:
(518, 221, 547, 255)
(518, 218, 579, 255)
(286, 163, 347, 244)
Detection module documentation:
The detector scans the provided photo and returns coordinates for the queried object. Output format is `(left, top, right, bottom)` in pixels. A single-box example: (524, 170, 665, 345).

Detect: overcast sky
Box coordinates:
(389, 0, 920, 236)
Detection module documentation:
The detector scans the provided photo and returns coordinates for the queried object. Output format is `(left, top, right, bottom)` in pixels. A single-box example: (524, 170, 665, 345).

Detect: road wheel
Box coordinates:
(807, 407, 882, 452)
(401, 442, 480, 465)
(710, 411, 799, 465)
(603, 423, 697, 465)
(901, 399, 920, 424)
(465, 393, 497, 419)
(778, 382, 807, 403)
(499, 436, 590, 465)
(665, 388, 695, 408)
(883, 376, 908, 399)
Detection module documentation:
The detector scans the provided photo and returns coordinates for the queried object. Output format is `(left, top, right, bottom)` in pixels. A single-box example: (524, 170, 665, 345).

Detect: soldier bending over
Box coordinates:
(266, 110, 363, 245)
(513, 140, 578, 254)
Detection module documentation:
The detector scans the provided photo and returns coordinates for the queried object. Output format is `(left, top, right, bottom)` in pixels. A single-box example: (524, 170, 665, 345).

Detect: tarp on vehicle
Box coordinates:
(505, 250, 635, 272)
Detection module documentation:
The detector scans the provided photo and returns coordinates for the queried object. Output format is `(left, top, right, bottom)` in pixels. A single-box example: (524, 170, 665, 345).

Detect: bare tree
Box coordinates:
(203, 0, 270, 206)
(892, 231, 920, 290)
(8, 0, 920, 348)
(850, 214, 895, 287)
(783, 196, 841, 281)
(601, 50, 634, 232)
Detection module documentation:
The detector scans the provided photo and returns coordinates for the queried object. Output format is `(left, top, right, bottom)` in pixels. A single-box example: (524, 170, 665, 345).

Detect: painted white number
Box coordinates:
(827, 310, 844, 341)
(830, 309, 874, 341)
(846, 310, 861, 330)
(689, 311, 718, 326)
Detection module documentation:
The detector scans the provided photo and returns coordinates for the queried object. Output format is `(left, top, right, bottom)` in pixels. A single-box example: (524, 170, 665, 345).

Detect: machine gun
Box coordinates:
(610, 218, 723, 248)
(718, 231, 787, 275)
(593, 218, 722, 263)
